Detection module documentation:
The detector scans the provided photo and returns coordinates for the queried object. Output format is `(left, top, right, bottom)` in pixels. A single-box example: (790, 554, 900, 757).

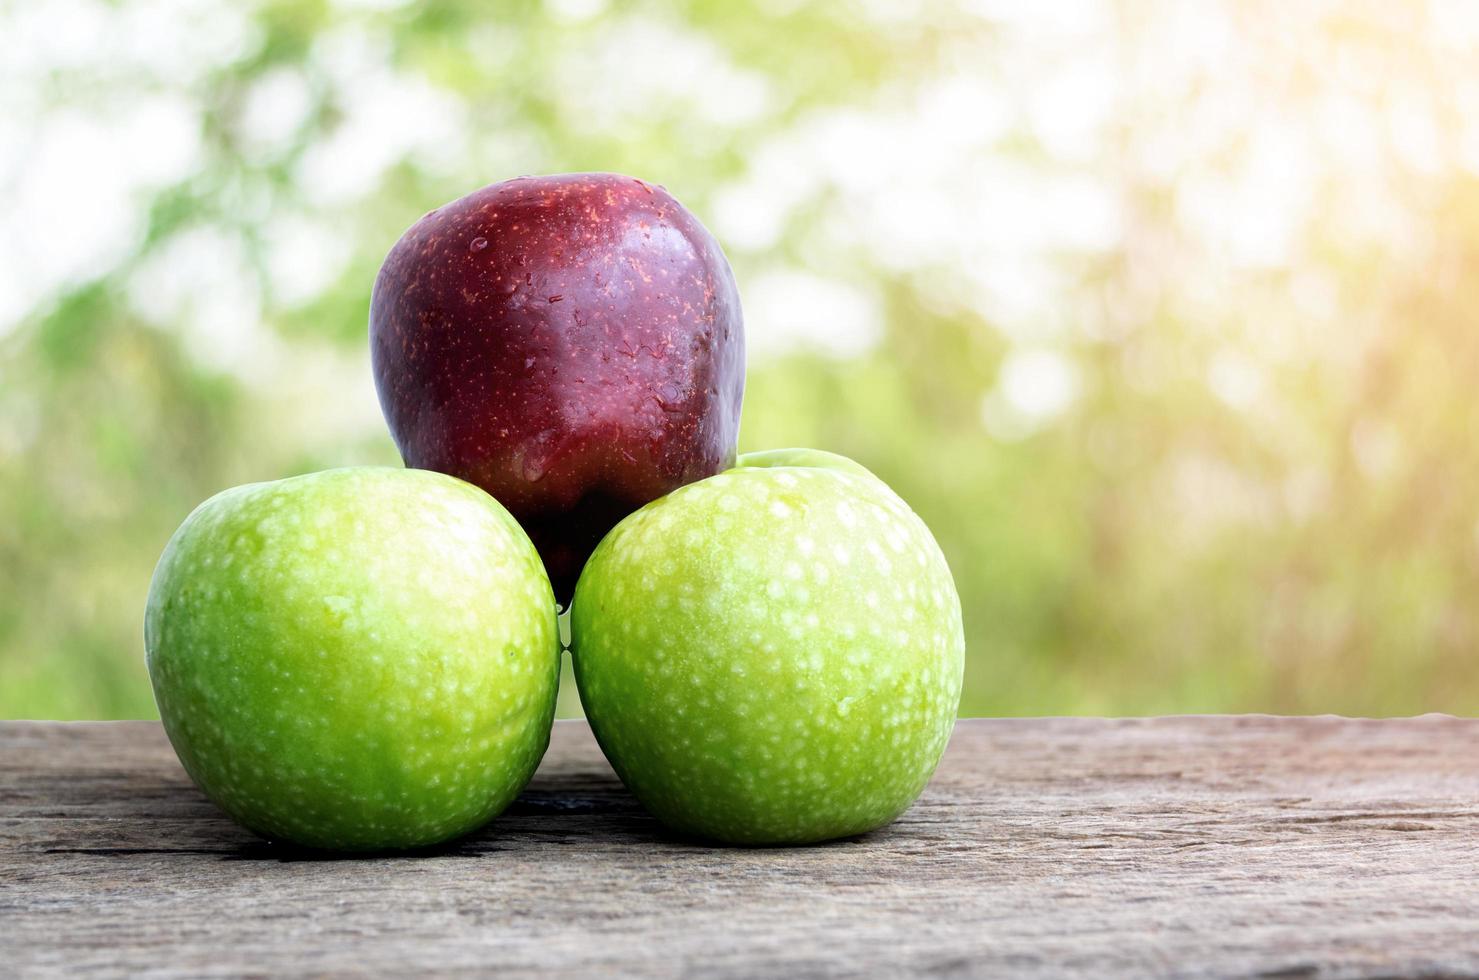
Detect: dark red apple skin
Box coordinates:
(370, 173, 745, 603)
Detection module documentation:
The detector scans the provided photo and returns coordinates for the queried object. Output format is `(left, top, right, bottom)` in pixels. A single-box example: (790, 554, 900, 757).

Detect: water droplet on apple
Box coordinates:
(469, 237, 489, 253)
(520, 430, 560, 482)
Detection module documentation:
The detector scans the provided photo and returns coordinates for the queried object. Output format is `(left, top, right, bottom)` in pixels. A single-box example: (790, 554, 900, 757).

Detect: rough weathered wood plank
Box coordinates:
(3, 717, 1478, 978)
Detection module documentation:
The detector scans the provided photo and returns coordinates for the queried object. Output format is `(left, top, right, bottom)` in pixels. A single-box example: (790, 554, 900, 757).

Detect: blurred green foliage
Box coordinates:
(3, 0, 1478, 718)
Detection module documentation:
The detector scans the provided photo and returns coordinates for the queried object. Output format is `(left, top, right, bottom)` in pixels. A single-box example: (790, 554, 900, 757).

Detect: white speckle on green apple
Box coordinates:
(570, 449, 964, 845)
(145, 467, 560, 851)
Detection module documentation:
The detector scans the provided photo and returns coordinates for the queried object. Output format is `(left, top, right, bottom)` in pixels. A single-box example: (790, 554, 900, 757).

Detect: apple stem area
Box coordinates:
(6, 716, 1479, 976)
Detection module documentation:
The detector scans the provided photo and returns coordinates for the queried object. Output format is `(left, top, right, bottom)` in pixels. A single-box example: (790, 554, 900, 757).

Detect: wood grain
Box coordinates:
(3, 717, 1478, 978)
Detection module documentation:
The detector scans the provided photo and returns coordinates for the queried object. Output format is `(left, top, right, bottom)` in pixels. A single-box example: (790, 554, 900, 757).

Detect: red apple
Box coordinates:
(370, 173, 744, 602)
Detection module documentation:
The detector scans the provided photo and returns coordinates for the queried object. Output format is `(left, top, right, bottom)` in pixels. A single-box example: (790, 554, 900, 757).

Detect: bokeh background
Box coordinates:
(4, 0, 1479, 719)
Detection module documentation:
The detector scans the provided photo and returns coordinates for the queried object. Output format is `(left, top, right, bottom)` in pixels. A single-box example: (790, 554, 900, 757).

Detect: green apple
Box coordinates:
(570, 449, 964, 845)
(145, 467, 560, 851)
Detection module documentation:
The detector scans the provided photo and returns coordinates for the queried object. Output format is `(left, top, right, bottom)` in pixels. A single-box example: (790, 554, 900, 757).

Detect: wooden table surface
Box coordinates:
(3, 716, 1478, 978)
